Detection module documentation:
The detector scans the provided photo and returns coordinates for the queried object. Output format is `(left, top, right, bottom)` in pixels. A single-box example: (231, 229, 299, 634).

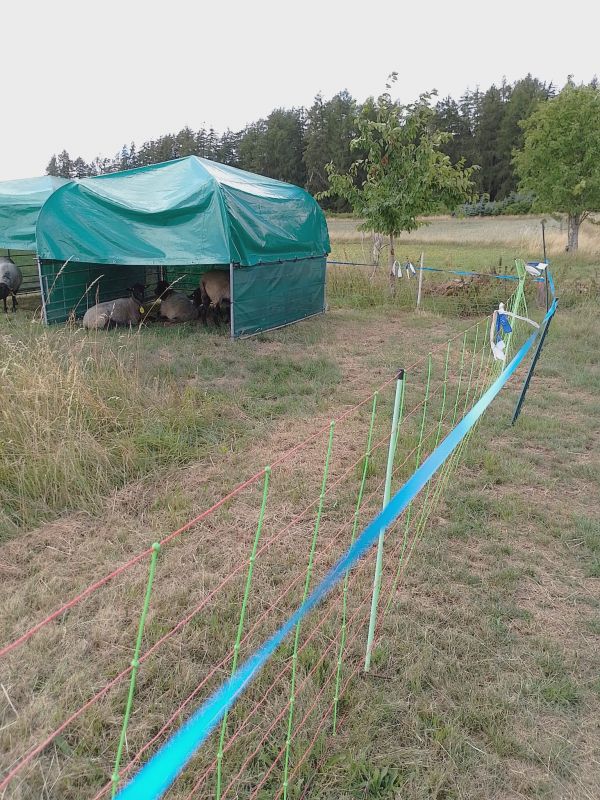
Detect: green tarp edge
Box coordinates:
(232, 258, 326, 337)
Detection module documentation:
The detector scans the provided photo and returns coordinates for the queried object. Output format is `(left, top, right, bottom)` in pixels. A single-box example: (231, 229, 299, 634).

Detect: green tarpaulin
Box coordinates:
(232, 258, 326, 337)
(37, 157, 330, 266)
(0, 176, 68, 250)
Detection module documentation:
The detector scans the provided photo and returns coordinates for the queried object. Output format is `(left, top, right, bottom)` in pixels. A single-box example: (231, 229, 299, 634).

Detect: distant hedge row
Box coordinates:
(456, 192, 535, 217)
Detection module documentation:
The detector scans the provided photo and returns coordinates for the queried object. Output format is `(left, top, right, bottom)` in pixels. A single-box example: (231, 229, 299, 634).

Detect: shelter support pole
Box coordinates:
(416, 251, 424, 309)
(37, 258, 48, 325)
(229, 263, 235, 339)
(364, 369, 405, 672)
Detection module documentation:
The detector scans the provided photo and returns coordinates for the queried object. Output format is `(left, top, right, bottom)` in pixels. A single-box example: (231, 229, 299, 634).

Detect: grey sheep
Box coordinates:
(0, 257, 23, 313)
(155, 280, 202, 323)
(82, 283, 146, 330)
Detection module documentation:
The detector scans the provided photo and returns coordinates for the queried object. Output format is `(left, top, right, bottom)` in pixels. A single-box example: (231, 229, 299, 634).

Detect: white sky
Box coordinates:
(2, 0, 598, 180)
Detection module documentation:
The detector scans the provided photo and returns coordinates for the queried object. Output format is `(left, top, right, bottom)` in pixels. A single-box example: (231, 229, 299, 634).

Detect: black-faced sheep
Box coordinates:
(199, 270, 231, 326)
(82, 283, 146, 330)
(155, 280, 202, 323)
(0, 257, 23, 313)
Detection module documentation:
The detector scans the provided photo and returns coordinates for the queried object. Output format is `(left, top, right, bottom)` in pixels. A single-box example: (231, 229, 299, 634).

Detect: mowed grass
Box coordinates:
(0, 216, 599, 800)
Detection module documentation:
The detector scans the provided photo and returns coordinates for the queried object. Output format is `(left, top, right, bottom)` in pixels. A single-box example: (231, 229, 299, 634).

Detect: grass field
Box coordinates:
(0, 217, 598, 800)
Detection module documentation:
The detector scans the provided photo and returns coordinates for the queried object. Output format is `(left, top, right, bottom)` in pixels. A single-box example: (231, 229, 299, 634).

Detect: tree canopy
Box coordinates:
(43, 73, 567, 215)
(514, 81, 600, 251)
(318, 81, 476, 273)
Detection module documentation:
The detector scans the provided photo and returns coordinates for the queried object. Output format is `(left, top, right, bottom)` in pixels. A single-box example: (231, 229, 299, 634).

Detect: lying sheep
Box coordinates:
(199, 270, 231, 326)
(82, 283, 146, 330)
(155, 280, 202, 323)
(0, 257, 23, 313)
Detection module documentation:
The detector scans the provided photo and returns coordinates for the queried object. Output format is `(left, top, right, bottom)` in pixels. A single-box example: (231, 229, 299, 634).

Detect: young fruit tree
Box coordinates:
(318, 77, 476, 286)
(514, 81, 600, 253)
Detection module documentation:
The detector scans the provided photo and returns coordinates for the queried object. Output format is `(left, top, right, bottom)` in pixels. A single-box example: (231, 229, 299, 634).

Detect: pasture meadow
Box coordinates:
(0, 216, 598, 799)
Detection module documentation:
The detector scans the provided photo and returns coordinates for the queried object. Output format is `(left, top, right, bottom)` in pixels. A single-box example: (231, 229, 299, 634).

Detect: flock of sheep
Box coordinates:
(0, 256, 231, 330)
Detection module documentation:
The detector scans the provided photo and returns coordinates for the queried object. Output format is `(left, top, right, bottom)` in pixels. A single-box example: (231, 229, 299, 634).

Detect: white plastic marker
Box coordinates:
(491, 302, 540, 362)
(525, 261, 548, 278)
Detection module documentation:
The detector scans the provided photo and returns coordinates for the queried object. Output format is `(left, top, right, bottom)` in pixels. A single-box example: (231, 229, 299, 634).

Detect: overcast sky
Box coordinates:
(2, 0, 597, 180)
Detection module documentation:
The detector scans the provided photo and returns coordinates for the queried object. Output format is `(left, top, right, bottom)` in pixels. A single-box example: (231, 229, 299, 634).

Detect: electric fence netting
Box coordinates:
(326, 255, 547, 317)
(0, 265, 556, 800)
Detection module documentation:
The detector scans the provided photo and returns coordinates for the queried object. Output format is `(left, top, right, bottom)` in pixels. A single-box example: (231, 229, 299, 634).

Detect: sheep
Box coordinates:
(82, 283, 146, 330)
(155, 280, 202, 323)
(0, 257, 23, 313)
(199, 270, 231, 326)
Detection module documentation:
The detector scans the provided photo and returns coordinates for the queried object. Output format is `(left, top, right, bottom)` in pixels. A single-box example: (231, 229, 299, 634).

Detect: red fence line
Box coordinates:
(89, 471, 394, 800)
(1, 317, 485, 662)
(1, 369, 463, 795)
(1, 417, 398, 792)
(238, 518, 412, 800)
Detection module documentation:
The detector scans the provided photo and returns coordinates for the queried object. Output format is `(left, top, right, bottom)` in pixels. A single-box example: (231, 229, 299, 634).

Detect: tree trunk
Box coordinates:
(370, 231, 384, 280)
(388, 233, 396, 297)
(566, 213, 582, 252)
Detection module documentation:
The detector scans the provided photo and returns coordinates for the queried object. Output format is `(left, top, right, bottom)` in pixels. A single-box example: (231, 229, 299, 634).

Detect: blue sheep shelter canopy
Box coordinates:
(36, 157, 330, 336)
(0, 175, 68, 250)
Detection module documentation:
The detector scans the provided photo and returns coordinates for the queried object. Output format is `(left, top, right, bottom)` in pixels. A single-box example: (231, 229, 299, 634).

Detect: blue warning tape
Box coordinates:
(117, 292, 556, 800)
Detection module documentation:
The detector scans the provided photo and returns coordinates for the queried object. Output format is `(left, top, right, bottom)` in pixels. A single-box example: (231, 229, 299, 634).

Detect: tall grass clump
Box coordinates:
(0, 322, 228, 539)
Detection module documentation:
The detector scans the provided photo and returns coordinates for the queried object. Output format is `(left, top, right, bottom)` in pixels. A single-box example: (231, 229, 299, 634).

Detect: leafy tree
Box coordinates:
(237, 120, 268, 174)
(304, 91, 358, 207)
(72, 156, 91, 177)
(46, 154, 59, 176)
(56, 150, 73, 178)
(264, 108, 306, 185)
(458, 87, 483, 181)
(119, 144, 130, 171)
(215, 129, 241, 166)
(514, 81, 600, 251)
(320, 78, 476, 277)
(433, 96, 474, 171)
(174, 126, 198, 158)
(90, 155, 114, 174)
(206, 128, 219, 160)
(196, 128, 210, 158)
(495, 75, 553, 197)
(238, 109, 306, 185)
(474, 84, 509, 200)
(237, 109, 307, 185)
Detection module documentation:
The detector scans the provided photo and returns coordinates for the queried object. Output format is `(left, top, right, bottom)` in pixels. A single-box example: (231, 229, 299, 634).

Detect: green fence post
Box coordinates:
(216, 467, 271, 799)
(333, 393, 378, 733)
(364, 370, 405, 672)
(282, 422, 335, 800)
(386, 354, 433, 611)
(111, 542, 160, 798)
